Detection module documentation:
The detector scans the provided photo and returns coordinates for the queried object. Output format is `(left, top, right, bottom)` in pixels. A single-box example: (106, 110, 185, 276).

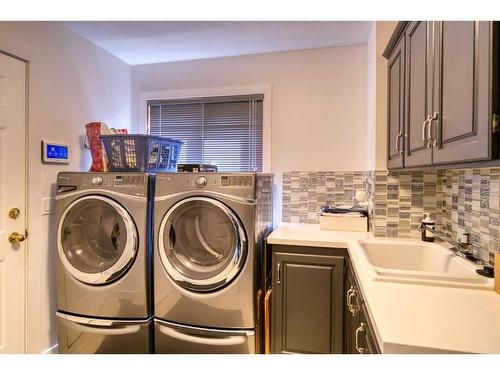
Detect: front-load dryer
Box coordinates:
(153, 172, 273, 353)
(55, 172, 153, 353)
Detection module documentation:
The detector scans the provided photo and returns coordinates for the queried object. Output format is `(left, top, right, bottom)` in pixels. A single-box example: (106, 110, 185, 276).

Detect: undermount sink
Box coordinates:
(355, 239, 494, 290)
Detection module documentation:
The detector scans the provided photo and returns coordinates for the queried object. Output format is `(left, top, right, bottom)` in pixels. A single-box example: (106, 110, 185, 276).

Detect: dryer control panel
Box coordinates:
(156, 172, 256, 200)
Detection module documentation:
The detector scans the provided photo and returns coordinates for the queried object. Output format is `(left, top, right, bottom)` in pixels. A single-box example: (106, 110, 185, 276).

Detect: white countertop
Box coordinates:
(267, 222, 500, 354)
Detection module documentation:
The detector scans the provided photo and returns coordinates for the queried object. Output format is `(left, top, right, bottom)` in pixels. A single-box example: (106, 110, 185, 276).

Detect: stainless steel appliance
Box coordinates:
(153, 172, 273, 353)
(55, 172, 153, 353)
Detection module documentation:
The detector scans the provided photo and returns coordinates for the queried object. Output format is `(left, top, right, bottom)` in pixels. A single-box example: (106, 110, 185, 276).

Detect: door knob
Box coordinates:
(8, 231, 26, 244)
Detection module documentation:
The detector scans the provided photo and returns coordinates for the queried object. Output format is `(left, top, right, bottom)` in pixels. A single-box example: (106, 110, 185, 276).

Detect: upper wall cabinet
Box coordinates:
(387, 34, 405, 168)
(384, 21, 499, 169)
(405, 21, 433, 167)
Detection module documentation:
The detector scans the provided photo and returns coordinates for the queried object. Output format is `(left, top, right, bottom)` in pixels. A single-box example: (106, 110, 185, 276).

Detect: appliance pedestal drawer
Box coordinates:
(154, 318, 255, 354)
(56, 312, 152, 354)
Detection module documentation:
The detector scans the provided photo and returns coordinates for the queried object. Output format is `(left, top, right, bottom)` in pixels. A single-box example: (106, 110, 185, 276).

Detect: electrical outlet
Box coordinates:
(42, 197, 55, 215)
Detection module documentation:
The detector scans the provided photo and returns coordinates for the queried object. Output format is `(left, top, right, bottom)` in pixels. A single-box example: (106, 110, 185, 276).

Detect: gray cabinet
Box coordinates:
(344, 259, 360, 354)
(432, 22, 494, 164)
(271, 248, 345, 354)
(384, 21, 499, 169)
(387, 34, 405, 169)
(358, 303, 380, 354)
(404, 21, 433, 167)
(344, 259, 380, 354)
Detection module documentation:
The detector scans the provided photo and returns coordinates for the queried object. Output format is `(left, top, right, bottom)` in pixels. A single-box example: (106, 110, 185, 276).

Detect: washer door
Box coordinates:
(158, 197, 247, 292)
(57, 195, 138, 285)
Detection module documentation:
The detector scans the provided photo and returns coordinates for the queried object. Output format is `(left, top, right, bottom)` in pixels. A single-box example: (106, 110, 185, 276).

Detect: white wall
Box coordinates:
(132, 45, 369, 173)
(366, 23, 377, 170)
(0, 21, 132, 353)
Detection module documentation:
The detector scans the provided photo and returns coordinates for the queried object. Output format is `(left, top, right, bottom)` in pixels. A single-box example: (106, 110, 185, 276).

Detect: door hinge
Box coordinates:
(492, 114, 499, 133)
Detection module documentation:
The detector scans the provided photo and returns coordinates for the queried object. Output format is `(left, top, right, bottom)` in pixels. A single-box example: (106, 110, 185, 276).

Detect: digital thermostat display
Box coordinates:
(42, 141, 69, 164)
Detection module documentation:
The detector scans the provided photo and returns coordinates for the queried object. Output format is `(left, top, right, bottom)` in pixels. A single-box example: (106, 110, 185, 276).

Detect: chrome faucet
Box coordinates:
(419, 225, 474, 258)
(418, 223, 484, 264)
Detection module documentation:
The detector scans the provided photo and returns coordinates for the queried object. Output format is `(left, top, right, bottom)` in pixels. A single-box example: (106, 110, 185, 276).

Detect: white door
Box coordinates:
(0, 51, 27, 354)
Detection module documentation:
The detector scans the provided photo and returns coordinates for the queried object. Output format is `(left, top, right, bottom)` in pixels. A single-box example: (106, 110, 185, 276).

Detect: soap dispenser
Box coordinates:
(420, 213, 435, 242)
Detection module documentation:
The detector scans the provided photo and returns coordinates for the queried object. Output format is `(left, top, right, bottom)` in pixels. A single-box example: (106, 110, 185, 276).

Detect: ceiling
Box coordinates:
(61, 21, 373, 65)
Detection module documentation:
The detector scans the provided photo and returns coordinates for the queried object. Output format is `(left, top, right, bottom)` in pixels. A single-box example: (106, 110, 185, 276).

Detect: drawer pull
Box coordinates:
(355, 323, 367, 354)
(347, 286, 358, 316)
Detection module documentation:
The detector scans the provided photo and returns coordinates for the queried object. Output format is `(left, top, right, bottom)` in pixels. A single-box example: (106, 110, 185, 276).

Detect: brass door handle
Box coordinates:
(8, 231, 26, 243)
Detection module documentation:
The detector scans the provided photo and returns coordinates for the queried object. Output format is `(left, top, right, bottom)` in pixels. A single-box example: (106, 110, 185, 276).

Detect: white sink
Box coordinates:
(355, 239, 494, 289)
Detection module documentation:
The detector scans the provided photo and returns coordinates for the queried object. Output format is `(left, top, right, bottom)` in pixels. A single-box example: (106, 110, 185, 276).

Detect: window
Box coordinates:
(147, 95, 263, 172)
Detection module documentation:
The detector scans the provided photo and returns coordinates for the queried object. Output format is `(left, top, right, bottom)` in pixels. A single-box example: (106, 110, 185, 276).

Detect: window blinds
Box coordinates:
(148, 95, 263, 172)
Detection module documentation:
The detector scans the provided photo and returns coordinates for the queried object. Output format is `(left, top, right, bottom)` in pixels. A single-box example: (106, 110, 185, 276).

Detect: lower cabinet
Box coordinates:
(271, 247, 345, 354)
(270, 245, 380, 354)
(345, 259, 380, 354)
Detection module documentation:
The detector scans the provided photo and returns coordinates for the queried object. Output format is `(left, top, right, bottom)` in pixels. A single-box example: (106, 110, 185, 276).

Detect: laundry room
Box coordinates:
(1, 0, 500, 374)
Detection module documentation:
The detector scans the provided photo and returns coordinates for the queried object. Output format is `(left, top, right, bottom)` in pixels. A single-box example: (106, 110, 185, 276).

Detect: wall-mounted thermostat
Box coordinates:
(42, 141, 70, 164)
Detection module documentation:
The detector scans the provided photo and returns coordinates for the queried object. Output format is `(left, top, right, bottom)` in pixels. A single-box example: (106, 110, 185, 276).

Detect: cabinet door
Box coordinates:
(387, 35, 406, 168)
(344, 260, 361, 354)
(432, 21, 493, 164)
(358, 303, 381, 354)
(272, 252, 344, 354)
(405, 21, 433, 166)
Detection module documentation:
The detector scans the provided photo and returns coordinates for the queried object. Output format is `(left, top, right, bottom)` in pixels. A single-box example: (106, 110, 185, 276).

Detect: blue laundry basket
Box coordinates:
(100, 134, 183, 173)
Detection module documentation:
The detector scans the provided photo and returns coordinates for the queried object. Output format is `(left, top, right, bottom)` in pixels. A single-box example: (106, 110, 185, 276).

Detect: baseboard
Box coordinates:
(41, 344, 58, 354)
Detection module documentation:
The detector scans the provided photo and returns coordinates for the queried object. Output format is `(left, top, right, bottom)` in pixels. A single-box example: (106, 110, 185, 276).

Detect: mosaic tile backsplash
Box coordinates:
(282, 168, 500, 265)
(440, 168, 500, 265)
(281, 171, 371, 224)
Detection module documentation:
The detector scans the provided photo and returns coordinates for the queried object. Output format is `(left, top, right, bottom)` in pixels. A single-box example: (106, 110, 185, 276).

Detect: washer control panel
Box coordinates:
(57, 173, 148, 197)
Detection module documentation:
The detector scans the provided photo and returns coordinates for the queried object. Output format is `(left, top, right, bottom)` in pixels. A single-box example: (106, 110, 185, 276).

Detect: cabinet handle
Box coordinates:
(422, 116, 431, 147)
(346, 286, 354, 313)
(430, 112, 439, 147)
(347, 287, 358, 315)
(355, 323, 366, 354)
(276, 263, 281, 285)
(346, 286, 354, 305)
(427, 114, 433, 148)
(395, 131, 403, 155)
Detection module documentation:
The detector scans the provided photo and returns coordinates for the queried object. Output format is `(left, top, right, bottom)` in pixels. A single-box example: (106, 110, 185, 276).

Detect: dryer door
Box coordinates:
(158, 197, 247, 292)
(58, 195, 138, 285)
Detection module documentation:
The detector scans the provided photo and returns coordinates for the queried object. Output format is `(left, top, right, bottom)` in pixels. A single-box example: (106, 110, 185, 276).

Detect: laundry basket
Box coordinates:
(100, 134, 183, 173)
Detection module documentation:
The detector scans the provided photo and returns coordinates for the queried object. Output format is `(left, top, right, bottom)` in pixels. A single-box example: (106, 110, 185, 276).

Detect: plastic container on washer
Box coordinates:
(101, 134, 183, 173)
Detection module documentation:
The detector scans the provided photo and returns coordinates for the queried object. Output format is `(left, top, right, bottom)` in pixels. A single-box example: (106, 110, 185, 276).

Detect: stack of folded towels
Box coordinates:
(319, 204, 368, 232)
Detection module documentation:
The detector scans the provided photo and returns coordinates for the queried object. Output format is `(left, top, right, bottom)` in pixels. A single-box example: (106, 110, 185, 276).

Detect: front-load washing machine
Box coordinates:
(153, 172, 273, 353)
(55, 172, 153, 353)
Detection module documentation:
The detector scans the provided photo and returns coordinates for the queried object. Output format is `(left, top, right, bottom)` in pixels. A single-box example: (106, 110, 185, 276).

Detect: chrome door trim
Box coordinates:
(155, 318, 254, 337)
(56, 189, 147, 202)
(155, 190, 255, 205)
(57, 195, 139, 285)
(158, 196, 248, 292)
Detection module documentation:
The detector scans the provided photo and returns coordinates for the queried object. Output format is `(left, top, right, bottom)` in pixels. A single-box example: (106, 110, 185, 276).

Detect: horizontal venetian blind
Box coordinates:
(148, 95, 263, 172)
